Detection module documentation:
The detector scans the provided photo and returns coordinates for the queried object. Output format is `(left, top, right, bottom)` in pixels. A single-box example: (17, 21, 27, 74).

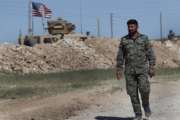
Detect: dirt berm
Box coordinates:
(0, 38, 180, 74)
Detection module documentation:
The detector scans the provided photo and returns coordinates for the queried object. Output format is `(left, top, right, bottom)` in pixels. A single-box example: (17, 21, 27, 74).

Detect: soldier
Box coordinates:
(116, 19, 156, 120)
(168, 30, 175, 40)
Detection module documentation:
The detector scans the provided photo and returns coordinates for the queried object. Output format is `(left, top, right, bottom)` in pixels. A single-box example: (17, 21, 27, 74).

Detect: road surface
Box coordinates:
(68, 80, 180, 120)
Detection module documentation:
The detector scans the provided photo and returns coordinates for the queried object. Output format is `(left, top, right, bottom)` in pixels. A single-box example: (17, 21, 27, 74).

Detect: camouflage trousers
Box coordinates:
(125, 73, 150, 116)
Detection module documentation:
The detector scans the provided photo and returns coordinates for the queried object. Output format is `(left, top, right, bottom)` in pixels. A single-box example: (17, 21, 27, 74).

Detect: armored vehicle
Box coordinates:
(19, 18, 76, 46)
(47, 18, 75, 35)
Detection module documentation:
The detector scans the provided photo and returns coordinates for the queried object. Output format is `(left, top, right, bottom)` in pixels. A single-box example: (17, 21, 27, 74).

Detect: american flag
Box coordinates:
(32, 2, 52, 18)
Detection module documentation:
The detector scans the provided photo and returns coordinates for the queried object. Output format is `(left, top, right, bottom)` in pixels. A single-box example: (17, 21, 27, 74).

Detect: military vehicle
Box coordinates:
(19, 18, 76, 46)
(47, 18, 75, 35)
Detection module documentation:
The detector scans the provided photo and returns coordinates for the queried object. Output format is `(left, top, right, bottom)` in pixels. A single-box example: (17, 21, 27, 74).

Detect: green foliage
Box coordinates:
(155, 68, 180, 82)
(156, 67, 180, 76)
(0, 68, 179, 99)
(0, 69, 116, 99)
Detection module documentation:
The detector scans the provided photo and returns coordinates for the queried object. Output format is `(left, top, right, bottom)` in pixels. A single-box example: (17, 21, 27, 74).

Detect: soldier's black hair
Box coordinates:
(127, 19, 138, 26)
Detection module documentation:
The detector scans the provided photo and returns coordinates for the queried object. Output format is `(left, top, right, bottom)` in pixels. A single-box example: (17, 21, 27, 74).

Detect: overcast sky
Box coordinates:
(0, 0, 180, 43)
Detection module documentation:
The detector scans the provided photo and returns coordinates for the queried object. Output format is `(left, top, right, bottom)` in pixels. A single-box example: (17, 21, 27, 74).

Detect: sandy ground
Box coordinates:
(0, 79, 179, 120)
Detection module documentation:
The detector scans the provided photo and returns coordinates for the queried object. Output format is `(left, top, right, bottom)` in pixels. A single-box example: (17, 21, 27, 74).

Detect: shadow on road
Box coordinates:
(95, 116, 133, 120)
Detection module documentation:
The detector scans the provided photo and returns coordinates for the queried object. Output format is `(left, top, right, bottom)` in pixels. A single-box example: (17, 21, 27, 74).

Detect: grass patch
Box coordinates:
(156, 67, 180, 76)
(0, 69, 116, 99)
(154, 67, 180, 82)
(0, 68, 179, 99)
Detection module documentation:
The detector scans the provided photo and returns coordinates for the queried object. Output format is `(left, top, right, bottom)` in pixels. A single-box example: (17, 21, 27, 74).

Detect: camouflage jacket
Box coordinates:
(116, 34, 156, 74)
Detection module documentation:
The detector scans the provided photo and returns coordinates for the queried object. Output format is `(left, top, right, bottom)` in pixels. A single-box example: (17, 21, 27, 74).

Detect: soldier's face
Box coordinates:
(128, 24, 138, 35)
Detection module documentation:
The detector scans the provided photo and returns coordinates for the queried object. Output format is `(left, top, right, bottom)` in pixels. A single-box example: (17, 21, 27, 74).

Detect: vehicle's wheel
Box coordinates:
(29, 39, 38, 47)
(60, 33, 64, 39)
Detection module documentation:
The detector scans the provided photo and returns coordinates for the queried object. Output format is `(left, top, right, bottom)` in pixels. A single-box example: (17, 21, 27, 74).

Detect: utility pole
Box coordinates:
(110, 13, 114, 38)
(160, 11, 163, 41)
(80, 0, 83, 34)
(28, 0, 32, 36)
(97, 18, 100, 37)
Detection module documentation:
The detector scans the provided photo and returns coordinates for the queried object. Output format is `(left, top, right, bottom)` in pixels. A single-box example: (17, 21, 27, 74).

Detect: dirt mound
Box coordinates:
(0, 38, 179, 73)
(0, 38, 119, 74)
(153, 40, 180, 68)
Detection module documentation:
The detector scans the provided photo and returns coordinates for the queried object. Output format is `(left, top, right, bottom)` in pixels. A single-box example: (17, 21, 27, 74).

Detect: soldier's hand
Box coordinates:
(116, 69, 123, 80)
(149, 66, 155, 78)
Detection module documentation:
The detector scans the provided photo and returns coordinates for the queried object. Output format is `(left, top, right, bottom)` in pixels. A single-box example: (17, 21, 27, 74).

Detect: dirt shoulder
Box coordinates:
(0, 80, 120, 120)
(0, 73, 180, 120)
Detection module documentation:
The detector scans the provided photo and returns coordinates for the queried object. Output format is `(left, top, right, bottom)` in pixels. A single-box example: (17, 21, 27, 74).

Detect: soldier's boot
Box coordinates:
(133, 114, 142, 120)
(143, 116, 150, 120)
(144, 105, 152, 118)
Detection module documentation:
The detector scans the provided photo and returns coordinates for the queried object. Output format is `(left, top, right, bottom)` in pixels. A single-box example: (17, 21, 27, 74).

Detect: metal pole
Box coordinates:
(28, 0, 32, 35)
(110, 13, 114, 38)
(32, 17, 34, 35)
(160, 12, 163, 41)
(80, 0, 83, 34)
(97, 18, 100, 37)
(41, 16, 45, 34)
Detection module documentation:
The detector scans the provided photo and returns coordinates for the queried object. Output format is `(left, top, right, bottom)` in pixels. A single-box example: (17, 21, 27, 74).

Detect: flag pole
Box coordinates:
(28, 0, 33, 36)
(41, 16, 45, 34)
(41, 8, 46, 34)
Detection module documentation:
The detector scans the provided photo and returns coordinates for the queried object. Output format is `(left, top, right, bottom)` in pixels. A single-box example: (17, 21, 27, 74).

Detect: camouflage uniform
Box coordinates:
(116, 33, 156, 116)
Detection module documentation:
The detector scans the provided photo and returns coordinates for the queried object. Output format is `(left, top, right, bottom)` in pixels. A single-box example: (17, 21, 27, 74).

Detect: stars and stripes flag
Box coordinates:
(32, 2, 52, 18)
